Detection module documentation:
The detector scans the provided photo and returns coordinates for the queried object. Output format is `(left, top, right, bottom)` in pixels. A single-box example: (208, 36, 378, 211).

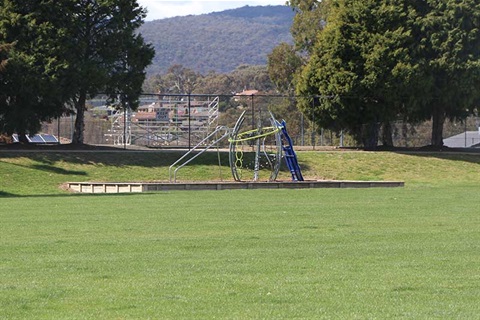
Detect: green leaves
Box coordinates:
(294, 0, 480, 147)
(0, 0, 69, 136)
(289, 0, 330, 54)
(0, 0, 154, 143)
(267, 42, 304, 94)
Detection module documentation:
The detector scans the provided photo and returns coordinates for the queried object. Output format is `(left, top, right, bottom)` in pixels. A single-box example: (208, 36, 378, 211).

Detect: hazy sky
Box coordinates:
(137, 0, 288, 21)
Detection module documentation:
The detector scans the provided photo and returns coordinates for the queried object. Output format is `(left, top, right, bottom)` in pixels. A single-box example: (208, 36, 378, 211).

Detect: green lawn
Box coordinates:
(1, 150, 480, 318)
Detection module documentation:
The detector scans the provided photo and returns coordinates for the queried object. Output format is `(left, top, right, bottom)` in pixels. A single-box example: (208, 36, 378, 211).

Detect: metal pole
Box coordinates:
(188, 93, 191, 150)
(71, 114, 74, 142)
(312, 98, 316, 150)
(123, 105, 127, 150)
(147, 119, 150, 147)
(253, 116, 262, 182)
(254, 135, 261, 182)
(251, 94, 255, 131)
(301, 112, 304, 146)
(175, 102, 178, 146)
(57, 117, 61, 144)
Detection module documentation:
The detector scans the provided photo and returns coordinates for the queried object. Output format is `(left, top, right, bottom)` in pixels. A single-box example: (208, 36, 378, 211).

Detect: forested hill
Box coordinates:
(139, 5, 294, 75)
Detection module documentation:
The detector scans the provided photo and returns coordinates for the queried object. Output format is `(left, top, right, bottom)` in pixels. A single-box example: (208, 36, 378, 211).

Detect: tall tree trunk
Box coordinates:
(381, 121, 394, 147)
(431, 106, 445, 147)
(72, 91, 87, 144)
(362, 122, 379, 149)
(18, 133, 29, 144)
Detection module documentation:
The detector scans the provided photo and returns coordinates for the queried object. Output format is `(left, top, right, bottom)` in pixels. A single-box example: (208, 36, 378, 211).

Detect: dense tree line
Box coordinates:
(4, 1, 477, 148)
(0, 0, 153, 144)
(269, 0, 480, 148)
(143, 64, 297, 133)
(143, 64, 275, 96)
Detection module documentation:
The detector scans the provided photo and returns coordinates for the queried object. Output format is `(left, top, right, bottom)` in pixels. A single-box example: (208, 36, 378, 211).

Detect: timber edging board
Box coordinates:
(67, 180, 404, 193)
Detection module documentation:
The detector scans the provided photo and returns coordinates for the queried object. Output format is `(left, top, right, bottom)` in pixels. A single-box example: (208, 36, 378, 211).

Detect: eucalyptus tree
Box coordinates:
(195, 72, 235, 95)
(267, 42, 304, 95)
(267, 42, 305, 139)
(267, 1, 330, 144)
(164, 65, 201, 94)
(229, 65, 274, 93)
(287, 0, 330, 55)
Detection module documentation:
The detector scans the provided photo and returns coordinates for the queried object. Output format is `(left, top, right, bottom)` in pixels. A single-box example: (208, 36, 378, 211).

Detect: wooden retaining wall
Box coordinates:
(67, 180, 404, 193)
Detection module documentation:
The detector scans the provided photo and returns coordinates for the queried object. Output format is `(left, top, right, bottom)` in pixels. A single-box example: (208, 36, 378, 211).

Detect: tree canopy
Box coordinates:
(62, 0, 154, 144)
(288, 0, 330, 55)
(143, 64, 274, 96)
(267, 42, 304, 95)
(293, 0, 480, 147)
(296, 0, 417, 146)
(414, 0, 480, 146)
(0, 0, 154, 144)
(0, 0, 69, 140)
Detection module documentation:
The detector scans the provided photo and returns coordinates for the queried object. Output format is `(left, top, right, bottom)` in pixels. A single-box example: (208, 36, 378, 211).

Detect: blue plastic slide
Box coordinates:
(279, 120, 304, 181)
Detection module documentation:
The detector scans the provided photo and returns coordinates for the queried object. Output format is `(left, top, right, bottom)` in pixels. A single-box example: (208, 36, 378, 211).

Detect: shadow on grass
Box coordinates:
(353, 146, 480, 165)
(0, 144, 315, 170)
(394, 150, 480, 165)
(1, 160, 88, 176)
(1, 147, 311, 183)
(0, 149, 190, 168)
(0, 191, 17, 197)
(399, 154, 480, 169)
(31, 164, 87, 175)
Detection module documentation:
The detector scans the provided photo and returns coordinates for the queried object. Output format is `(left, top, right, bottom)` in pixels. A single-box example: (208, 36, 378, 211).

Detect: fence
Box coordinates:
(40, 94, 480, 149)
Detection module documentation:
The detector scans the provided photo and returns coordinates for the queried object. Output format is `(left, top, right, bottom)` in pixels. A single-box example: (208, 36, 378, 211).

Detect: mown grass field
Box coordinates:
(1, 149, 479, 318)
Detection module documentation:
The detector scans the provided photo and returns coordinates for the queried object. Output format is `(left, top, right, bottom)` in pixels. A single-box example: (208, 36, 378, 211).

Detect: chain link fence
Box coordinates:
(40, 94, 480, 149)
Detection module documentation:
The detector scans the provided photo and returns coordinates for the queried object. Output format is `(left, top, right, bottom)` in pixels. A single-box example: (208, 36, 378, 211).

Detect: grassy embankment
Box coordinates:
(1, 150, 479, 318)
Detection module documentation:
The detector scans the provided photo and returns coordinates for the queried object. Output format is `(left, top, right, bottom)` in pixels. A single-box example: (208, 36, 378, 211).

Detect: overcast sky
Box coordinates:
(137, 0, 288, 21)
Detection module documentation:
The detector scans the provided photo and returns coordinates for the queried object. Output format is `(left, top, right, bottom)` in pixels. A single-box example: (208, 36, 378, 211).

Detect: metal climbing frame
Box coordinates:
(169, 126, 231, 183)
(169, 111, 303, 183)
(228, 111, 283, 182)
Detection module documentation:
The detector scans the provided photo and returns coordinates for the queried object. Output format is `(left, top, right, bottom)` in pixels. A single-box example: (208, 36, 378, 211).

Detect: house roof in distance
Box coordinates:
(444, 130, 480, 148)
(236, 89, 259, 96)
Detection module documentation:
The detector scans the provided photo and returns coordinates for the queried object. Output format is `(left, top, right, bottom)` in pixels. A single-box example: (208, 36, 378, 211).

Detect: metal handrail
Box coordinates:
(169, 126, 231, 183)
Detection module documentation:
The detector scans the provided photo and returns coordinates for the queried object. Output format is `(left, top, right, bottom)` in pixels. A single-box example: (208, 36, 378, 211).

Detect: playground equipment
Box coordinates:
(169, 111, 304, 183)
(228, 110, 282, 182)
(278, 120, 304, 181)
(169, 126, 230, 183)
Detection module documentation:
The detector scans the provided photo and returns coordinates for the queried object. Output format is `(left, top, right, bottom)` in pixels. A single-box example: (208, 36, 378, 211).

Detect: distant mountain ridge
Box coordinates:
(139, 5, 295, 75)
